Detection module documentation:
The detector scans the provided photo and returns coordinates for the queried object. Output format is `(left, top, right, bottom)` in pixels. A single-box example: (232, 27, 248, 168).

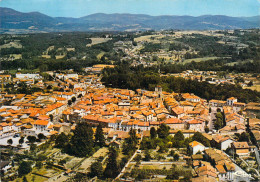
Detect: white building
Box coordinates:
(227, 97, 238, 106)
(16, 73, 42, 80)
(189, 141, 206, 155)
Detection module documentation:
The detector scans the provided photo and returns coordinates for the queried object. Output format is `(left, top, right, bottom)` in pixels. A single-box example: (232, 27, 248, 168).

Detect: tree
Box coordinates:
(70, 123, 94, 157)
(214, 112, 224, 130)
(58, 159, 67, 166)
(172, 130, 185, 148)
(7, 139, 13, 146)
(37, 154, 47, 161)
(47, 85, 52, 90)
(134, 154, 142, 163)
(19, 137, 25, 145)
(30, 144, 37, 152)
(140, 137, 156, 150)
(49, 114, 54, 122)
(69, 84, 74, 89)
(55, 132, 69, 148)
(169, 149, 175, 157)
(173, 153, 179, 161)
(71, 96, 76, 103)
(122, 128, 138, 155)
(174, 130, 184, 141)
(36, 161, 43, 169)
(39, 64, 48, 72)
(157, 123, 169, 139)
(144, 149, 151, 161)
(18, 161, 32, 176)
(38, 133, 45, 141)
(192, 132, 210, 147)
(95, 124, 105, 147)
(89, 161, 103, 178)
(247, 81, 253, 87)
(150, 127, 157, 139)
(205, 127, 209, 133)
(23, 176, 28, 182)
(104, 147, 119, 178)
(167, 169, 179, 180)
(27, 136, 36, 144)
(238, 132, 250, 142)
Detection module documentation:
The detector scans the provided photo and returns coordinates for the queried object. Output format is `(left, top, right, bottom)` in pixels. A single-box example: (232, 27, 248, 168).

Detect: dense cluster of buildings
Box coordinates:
(0, 70, 259, 181)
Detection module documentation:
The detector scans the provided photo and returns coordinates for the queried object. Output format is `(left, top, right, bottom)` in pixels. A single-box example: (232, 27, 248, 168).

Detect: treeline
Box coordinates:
(169, 43, 189, 51)
(160, 59, 260, 73)
(176, 34, 237, 57)
(55, 123, 105, 157)
(0, 57, 108, 72)
(101, 63, 260, 103)
(0, 33, 92, 58)
(0, 32, 129, 71)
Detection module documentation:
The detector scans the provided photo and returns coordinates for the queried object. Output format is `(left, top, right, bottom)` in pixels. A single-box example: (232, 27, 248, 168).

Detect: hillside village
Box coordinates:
(0, 28, 259, 182)
(0, 64, 260, 181)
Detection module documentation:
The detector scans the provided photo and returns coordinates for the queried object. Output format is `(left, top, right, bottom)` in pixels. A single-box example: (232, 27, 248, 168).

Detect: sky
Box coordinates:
(0, 0, 259, 18)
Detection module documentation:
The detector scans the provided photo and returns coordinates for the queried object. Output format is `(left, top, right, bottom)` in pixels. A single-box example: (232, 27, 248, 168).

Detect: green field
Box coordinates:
(87, 38, 111, 47)
(97, 52, 105, 59)
(245, 84, 260, 92)
(181, 56, 220, 64)
(0, 41, 22, 49)
(12, 167, 64, 182)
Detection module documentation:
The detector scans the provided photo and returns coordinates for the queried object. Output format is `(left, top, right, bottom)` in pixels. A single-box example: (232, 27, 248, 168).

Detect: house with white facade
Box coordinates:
(227, 97, 238, 106)
(33, 120, 52, 133)
(189, 141, 206, 155)
(164, 118, 185, 130)
(187, 119, 205, 132)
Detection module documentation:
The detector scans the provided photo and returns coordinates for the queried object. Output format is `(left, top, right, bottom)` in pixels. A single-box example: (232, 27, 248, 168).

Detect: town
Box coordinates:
(0, 25, 260, 182)
(0, 62, 260, 181)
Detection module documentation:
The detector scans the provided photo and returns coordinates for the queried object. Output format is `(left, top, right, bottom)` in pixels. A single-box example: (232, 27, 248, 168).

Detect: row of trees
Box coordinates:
(89, 146, 125, 179)
(7, 133, 45, 147)
(101, 63, 260, 103)
(214, 112, 225, 130)
(141, 124, 211, 152)
(55, 123, 105, 157)
(122, 128, 138, 155)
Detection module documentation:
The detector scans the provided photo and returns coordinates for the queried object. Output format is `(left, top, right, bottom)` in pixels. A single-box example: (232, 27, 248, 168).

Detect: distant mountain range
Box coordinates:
(0, 7, 259, 33)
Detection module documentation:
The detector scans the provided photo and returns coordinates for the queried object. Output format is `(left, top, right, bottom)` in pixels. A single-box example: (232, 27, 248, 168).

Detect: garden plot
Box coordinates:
(76, 147, 109, 173)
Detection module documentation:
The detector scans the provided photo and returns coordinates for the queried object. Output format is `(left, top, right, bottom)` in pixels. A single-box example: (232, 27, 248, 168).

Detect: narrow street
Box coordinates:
(115, 133, 143, 180)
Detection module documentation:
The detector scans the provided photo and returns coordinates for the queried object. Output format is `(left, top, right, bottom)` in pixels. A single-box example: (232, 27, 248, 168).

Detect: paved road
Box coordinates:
(209, 112, 216, 130)
(115, 133, 143, 180)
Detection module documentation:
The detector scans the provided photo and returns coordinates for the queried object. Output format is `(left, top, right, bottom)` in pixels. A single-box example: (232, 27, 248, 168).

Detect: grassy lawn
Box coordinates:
(134, 35, 164, 43)
(13, 166, 64, 182)
(13, 173, 48, 182)
(245, 84, 260, 92)
(181, 56, 220, 64)
(76, 147, 109, 173)
(65, 156, 84, 169)
(97, 51, 105, 59)
(139, 164, 172, 170)
(45, 148, 60, 157)
(33, 166, 64, 177)
(87, 38, 111, 47)
(0, 41, 22, 49)
(93, 147, 109, 158)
